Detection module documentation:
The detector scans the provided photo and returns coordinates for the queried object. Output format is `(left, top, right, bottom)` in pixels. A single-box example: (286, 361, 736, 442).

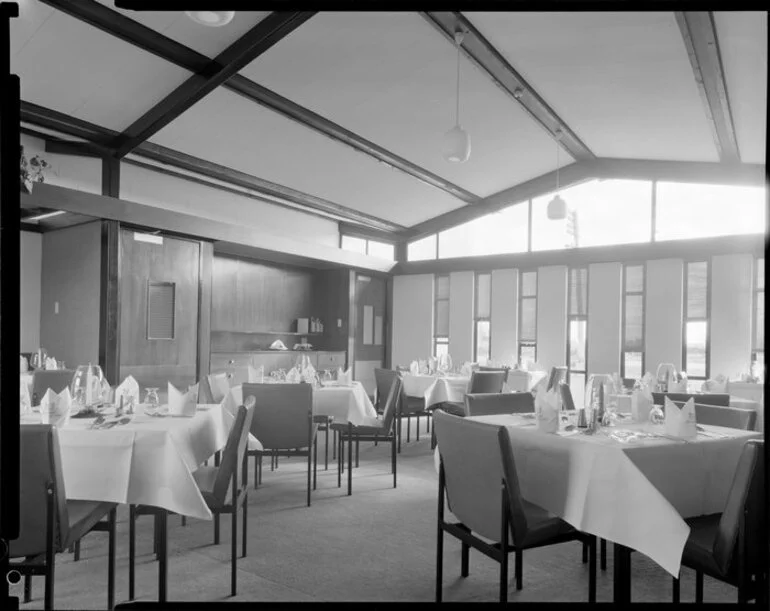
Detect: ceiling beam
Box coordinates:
(675, 12, 741, 163)
(422, 12, 595, 163)
(21, 103, 405, 233)
(41, 0, 478, 203)
(112, 12, 316, 157)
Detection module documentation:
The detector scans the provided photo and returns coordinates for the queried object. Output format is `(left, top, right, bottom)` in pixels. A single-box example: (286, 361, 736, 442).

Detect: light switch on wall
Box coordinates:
(337, 319, 342, 328)
(54, 301, 59, 314)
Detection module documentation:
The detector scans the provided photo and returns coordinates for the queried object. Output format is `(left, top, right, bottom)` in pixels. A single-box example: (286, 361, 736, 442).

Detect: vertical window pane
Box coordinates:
(408, 234, 437, 261)
(476, 273, 491, 318)
(341, 235, 367, 254)
(685, 321, 708, 377)
(436, 275, 450, 300)
(569, 373, 586, 410)
(436, 301, 449, 336)
(625, 265, 644, 292)
(520, 344, 537, 365)
(569, 268, 587, 316)
(367, 240, 394, 260)
(476, 320, 491, 365)
(756, 294, 764, 351)
(687, 262, 708, 318)
(438, 203, 528, 258)
(624, 352, 643, 380)
(569, 320, 587, 371)
(520, 298, 537, 341)
(521, 271, 537, 297)
(758, 258, 765, 291)
(624, 295, 644, 350)
(435, 341, 449, 359)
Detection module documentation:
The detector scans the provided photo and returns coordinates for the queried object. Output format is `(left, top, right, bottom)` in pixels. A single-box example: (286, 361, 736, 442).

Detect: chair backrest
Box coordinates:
(210, 400, 256, 505)
(379, 375, 403, 433)
(468, 370, 507, 394)
(374, 368, 400, 413)
(713, 440, 764, 575)
(652, 392, 730, 407)
(11, 425, 70, 558)
(546, 366, 568, 391)
(558, 382, 576, 411)
(243, 383, 313, 450)
(433, 411, 505, 542)
(478, 366, 509, 384)
(31, 370, 74, 405)
(694, 403, 757, 431)
(498, 426, 537, 547)
(465, 392, 534, 417)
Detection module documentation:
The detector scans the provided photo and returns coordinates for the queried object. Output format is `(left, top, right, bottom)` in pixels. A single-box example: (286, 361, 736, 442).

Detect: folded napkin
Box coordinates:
(40, 387, 72, 427)
(20, 355, 29, 373)
(460, 362, 474, 377)
(701, 374, 727, 393)
(20, 378, 31, 415)
(168, 382, 197, 417)
(535, 388, 560, 433)
(115, 375, 140, 409)
(247, 365, 264, 384)
(631, 387, 654, 423)
(220, 389, 238, 418)
(207, 372, 231, 402)
(664, 396, 697, 439)
(301, 362, 317, 384)
(409, 360, 419, 376)
(44, 356, 58, 370)
(285, 367, 301, 384)
(336, 367, 353, 385)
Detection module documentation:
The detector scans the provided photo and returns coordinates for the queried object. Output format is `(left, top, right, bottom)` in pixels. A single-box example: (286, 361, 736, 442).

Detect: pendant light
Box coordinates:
(443, 30, 471, 163)
(547, 128, 567, 220)
(185, 11, 235, 27)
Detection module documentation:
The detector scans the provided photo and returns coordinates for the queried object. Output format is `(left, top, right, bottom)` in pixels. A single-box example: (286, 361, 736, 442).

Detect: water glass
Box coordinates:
(144, 388, 160, 415)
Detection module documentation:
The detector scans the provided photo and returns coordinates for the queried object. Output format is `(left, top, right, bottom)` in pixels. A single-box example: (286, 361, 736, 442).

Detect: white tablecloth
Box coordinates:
(506, 370, 548, 392)
(21, 404, 235, 520)
(402, 374, 470, 409)
(435, 413, 761, 577)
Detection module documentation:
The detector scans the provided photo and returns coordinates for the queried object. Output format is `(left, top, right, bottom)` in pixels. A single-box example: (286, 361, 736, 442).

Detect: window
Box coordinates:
(567, 268, 588, 408)
(683, 261, 710, 380)
(407, 234, 437, 261)
(518, 271, 537, 364)
(474, 273, 492, 364)
(531, 179, 653, 252)
(753, 258, 764, 368)
(341, 235, 394, 261)
(655, 182, 766, 242)
(434, 274, 450, 358)
(439, 204, 528, 259)
(621, 264, 645, 380)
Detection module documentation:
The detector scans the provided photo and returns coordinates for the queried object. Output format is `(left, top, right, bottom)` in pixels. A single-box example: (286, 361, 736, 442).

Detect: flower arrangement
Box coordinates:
(20, 146, 51, 193)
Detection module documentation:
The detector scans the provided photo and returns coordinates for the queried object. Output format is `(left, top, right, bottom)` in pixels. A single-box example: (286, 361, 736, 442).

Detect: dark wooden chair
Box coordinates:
(558, 382, 576, 411)
(434, 411, 597, 602)
(652, 392, 730, 407)
(440, 370, 508, 417)
(31, 369, 74, 406)
(10, 425, 117, 611)
(464, 392, 534, 417)
(128, 399, 255, 601)
(693, 403, 757, 431)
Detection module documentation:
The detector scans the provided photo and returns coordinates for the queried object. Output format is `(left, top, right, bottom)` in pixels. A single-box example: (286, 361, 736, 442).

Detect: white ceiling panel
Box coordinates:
(241, 12, 566, 198)
(714, 12, 767, 164)
(93, 1, 270, 59)
(151, 88, 467, 226)
(467, 12, 720, 162)
(12, 6, 193, 131)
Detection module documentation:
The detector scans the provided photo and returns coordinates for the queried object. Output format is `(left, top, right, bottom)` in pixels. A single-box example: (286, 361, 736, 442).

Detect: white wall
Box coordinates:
(645, 259, 684, 371)
(587, 262, 622, 374)
(120, 163, 340, 248)
(711, 254, 753, 378)
(536, 266, 568, 370)
(391, 274, 434, 366)
(20, 231, 42, 352)
(21, 134, 101, 194)
(490, 269, 518, 364)
(448, 271, 475, 363)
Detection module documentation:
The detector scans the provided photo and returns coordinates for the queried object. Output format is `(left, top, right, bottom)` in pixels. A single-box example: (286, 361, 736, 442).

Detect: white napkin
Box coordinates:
(208, 372, 231, 402)
(168, 382, 197, 417)
(631, 388, 654, 423)
(20, 355, 29, 373)
(220, 389, 238, 418)
(285, 367, 301, 384)
(247, 365, 264, 384)
(535, 388, 560, 433)
(20, 378, 31, 415)
(44, 357, 58, 370)
(409, 360, 419, 376)
(664, 396, 697, 439)
(640, 372, 655, 393)
(336, 367, 352, 385)
(301, 362, 317, 384)
(40, 387, 72, 427)
(115, 375, 140, 409)
(460, 362, 473, 377)
(701, 374, 727, 393)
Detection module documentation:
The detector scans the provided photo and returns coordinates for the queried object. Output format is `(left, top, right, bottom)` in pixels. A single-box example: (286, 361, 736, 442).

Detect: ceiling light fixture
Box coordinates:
(185, 11, 235, 27)
(24, 210, 66, 222)
(443, 30, 470, 164)
(547, 129, 567, 220)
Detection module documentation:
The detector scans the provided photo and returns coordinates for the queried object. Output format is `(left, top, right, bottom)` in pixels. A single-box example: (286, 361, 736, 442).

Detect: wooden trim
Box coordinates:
(675, 12, 740, 163)
(422, 12, 594, 162)
(338, 222, 399, 244)
(99, 220, 121, 385)
(101, 157, 120, 198)
(197, 241, 213, 382)
(592, 158, 764, 186)
(385, 277, 394, 369)
(46, 140, 104, 158)
(113, 12, 316, 157)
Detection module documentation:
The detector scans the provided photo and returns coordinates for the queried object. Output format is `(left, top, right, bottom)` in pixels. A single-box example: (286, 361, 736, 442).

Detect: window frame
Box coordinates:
(566, 267, 589, 385)
(473, 272, 492, 364)
(518, 270, 538, 364)
(752, 257, 764, 365)
(621, 263, 646, 380)
(682, 259, 711, 380)
(434, 274, 450, 358)
(339, 233, 396, 260)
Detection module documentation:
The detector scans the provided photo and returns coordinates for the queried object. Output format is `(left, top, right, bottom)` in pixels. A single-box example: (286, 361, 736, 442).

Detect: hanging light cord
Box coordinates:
(555, 132, 561, 191)
(455, 34, 461, 126)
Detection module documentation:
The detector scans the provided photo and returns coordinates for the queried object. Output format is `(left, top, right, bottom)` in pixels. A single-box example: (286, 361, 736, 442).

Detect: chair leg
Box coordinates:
(231, 507, 237, 597)
(407, 415, 411, 442)
(461, 542, 470, 577)
(427, 411, 431, 433)
(696, 570, 703, 603)
(181, 516, 186, 527)
(214, 512, 220, 545)
(74, 540, 80, 561)
(324, 425, 329, 470)
(347, 426, 353, 496)
(436, 521, 444, 602)
(600, 538, 607, 571)
(582, 541, 588, 563)
(392, 433, 397, 488)
(254, 454, 259, 490)
(214, 450, 221, 467)
(108, 508, 116, 610)
(416, 414, 420, 441)
(24, 575, 32, 603)
(158, 510, 167, 603)
(307, 444, 312, 508)
(398, 418, 403, 454)
(129, 505, 136, 600)
(332, 430, 337, 460)
(153, 513, 159, 559)
(355, 438, 359, 468)
(258, 454, 262, 485)
(589, 536, 597, 603)
(45, 558, 54, 611)
(515, 549, 523, 590)
(337, 433, 342, 488)
(313, 434, 318, 491)
(242, 498, 248, 558)
(672, 575, 680, 603)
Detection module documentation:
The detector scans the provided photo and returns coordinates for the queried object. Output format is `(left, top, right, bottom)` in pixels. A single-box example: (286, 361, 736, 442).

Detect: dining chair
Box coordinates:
(332, 375, 401, 496)
(546, 366, 568, 391)
(31, 370, 74, 406)
(479, 365, 510, 384)
(386, 368, 428, 451)
(433, 411, 596, 602)
(652, 392, 730, 407)
(440, 370, 508, 416)
(242, 382, 318, 506)
(128, 399, 255, 601)
(558, 382, 576, 411)
(693, 403, 757, 431)
(464, 392, 534, 417)
(10, 425, 117, 611)
(672, 439, 765, 604)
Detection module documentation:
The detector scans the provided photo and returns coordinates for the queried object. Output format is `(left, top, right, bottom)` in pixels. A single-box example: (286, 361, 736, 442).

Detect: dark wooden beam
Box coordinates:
(20, 100, 118, 146)
(102, 157, 120, 197)
(675, 12, 741, 163)
(42, 0, 478, 203)
(99, 220, 121, 385)
(45, 140, 104, 157)
(112, 12, 316, 157)
(338, 222, 399, 244)
(422, 12, 595, 163)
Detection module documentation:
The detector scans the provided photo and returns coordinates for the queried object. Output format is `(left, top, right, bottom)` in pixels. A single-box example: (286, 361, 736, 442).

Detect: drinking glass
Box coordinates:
(649, 403, 665, 427)
(144, 388, 160, 415)
(71, 364, 105, 415)
(584, 374, 613, 425)
(323, 369, 333, 385)
(655, 363, 677, 393)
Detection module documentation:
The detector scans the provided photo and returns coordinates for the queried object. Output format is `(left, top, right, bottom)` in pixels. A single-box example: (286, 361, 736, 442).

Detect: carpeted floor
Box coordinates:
(10, 422, 739, 606)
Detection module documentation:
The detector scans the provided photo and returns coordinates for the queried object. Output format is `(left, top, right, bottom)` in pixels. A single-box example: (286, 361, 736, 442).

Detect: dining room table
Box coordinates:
(433, 411, 762, 602)
(401, 373, 472, 409)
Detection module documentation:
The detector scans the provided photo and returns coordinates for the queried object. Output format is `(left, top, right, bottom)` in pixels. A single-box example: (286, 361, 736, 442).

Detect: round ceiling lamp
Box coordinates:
(443, 30, 470, 163)
(185, 11, 235, 27)
(547, 129, 567, 220)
